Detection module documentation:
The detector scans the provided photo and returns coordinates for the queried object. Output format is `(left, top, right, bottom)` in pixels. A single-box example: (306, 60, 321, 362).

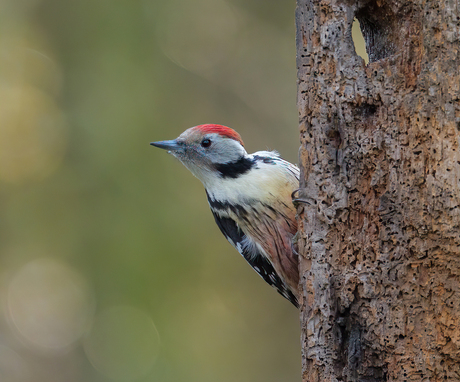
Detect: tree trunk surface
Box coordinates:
(296, 0, 460, 381)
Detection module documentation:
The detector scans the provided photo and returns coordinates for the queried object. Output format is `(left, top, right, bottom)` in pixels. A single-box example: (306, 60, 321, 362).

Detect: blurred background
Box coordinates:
(0, 0, 367, 381)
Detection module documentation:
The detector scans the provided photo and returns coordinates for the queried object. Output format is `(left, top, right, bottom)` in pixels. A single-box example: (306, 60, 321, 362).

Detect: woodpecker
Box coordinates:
(151, 124, 300, 307)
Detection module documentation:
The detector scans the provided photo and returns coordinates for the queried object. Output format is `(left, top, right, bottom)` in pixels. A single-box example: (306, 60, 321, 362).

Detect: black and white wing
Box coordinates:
(208, 209, 299, 308)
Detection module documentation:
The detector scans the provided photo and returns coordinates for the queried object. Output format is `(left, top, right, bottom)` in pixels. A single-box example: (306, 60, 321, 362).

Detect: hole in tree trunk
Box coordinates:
(355, 1, 400, 63)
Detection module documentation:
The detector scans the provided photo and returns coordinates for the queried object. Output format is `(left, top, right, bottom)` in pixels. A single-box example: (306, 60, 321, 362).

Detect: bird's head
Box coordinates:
(151, 124, 249, 185)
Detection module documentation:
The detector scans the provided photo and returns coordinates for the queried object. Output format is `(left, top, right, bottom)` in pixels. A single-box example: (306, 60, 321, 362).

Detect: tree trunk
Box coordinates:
(295, 0, 460, 381)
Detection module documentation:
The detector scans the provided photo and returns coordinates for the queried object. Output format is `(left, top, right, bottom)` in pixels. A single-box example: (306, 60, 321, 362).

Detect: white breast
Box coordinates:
(205, 151, 299, 205)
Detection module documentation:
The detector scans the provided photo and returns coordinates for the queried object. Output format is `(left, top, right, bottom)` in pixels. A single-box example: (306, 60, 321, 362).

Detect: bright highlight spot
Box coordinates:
(83, 306, 160, 381)
(6, 258, 95, 352)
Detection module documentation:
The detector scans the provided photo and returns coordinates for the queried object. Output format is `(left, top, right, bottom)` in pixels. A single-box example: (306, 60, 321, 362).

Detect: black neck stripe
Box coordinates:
(206, 191, 248, 215)
(215, 157, 254, 178)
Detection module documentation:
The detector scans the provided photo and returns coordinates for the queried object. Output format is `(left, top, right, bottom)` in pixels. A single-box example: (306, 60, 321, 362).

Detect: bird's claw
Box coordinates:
(291, 189, 311, 208)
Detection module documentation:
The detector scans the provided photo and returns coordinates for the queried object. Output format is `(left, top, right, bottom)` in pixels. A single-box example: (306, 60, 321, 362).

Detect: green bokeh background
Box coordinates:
(0, 1, 367, 381)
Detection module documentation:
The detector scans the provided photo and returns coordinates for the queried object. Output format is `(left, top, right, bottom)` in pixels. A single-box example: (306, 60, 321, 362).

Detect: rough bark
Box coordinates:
(296, 0, 460, 381)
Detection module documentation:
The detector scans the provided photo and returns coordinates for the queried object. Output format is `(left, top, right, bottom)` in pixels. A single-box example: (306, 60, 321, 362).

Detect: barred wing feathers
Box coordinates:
(209, 210, 299, 308)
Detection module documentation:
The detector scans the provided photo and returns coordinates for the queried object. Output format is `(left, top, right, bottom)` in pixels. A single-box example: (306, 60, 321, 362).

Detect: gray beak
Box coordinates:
(150, 139, 182, 151)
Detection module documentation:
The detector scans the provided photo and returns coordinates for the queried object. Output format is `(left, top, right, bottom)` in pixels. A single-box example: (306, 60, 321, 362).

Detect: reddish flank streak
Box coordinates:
(194, 124, 244, 146)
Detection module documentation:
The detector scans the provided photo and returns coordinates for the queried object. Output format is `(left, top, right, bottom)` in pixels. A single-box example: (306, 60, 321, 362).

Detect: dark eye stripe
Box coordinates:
(201, 139, 211, 148)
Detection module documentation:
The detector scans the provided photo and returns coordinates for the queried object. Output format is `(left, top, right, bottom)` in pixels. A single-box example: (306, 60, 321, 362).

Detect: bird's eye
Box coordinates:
(201, 139, 212, 148)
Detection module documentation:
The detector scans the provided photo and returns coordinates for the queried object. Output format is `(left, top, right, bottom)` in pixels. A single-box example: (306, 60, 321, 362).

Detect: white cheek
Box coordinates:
(208, 140, 246, 164)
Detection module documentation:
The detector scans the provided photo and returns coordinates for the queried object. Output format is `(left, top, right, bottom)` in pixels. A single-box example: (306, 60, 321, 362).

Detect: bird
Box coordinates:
(151, 124, 300, 307)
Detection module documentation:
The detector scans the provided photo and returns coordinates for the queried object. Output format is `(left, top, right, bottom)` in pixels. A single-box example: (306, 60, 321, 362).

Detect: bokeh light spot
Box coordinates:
(0, 28, 66, 185)
(83, 306, 160, 381)
(0, 85, 67, 184)
(6, 258, 95, 352)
